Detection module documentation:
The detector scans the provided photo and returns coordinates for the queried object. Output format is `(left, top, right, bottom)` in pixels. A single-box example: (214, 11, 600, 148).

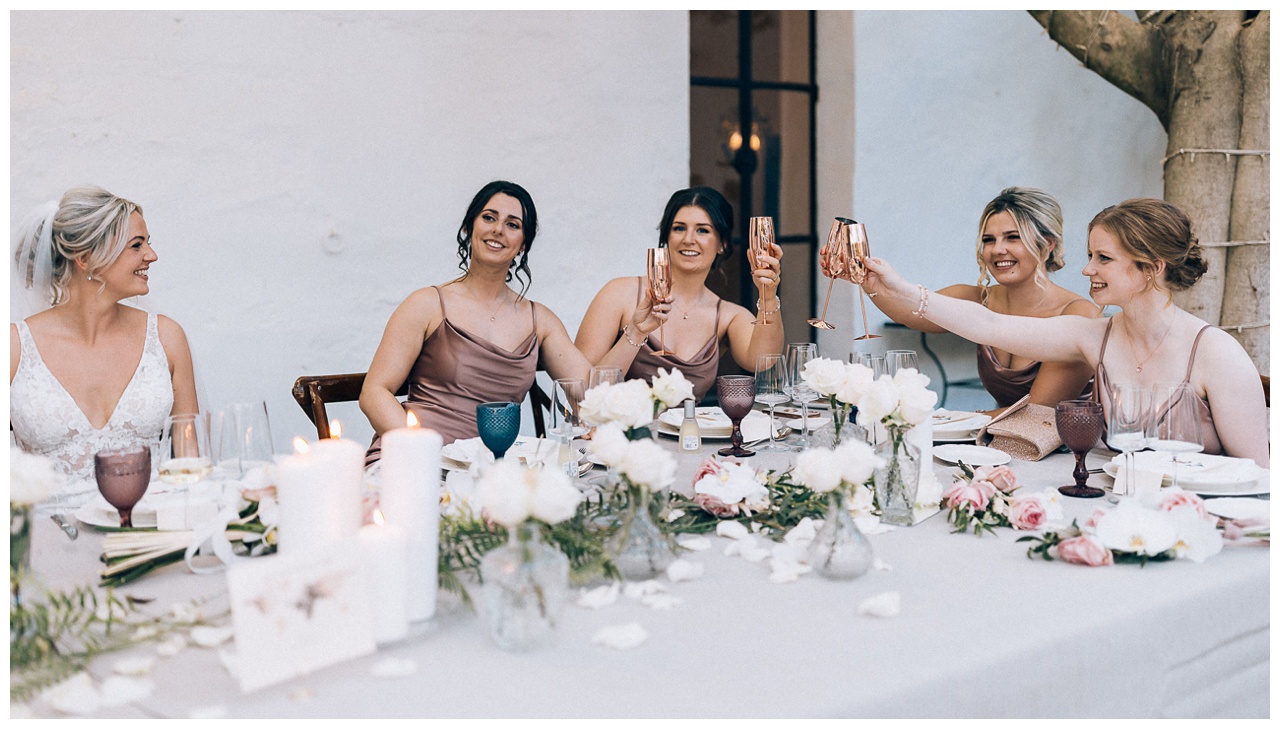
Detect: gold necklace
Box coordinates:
(1127, 315, 1175, 373)
(673, 289, 708, 321)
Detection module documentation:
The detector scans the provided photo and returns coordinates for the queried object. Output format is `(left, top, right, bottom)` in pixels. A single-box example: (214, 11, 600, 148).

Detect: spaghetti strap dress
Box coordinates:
(625, 277, 722, 403)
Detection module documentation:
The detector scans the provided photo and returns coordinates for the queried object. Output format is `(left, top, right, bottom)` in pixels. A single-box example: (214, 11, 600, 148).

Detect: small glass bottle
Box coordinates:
(679, 399, 701, 452)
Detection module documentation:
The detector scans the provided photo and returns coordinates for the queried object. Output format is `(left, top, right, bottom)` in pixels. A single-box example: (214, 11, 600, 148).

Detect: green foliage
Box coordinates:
(666, 468, 827, 541)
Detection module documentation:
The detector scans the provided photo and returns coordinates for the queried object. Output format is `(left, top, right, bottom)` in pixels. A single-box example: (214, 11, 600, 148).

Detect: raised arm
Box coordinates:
(862, 256, 1099, 368)
(573, 276, 668, 371)
(868, 282, 980, 334)
(1196, 328, 1270, 467)
(360, 289, 439, 436)
(158, 315, 199, 415)
(540, 300, 658, 382)
(726, 240, 785, 369)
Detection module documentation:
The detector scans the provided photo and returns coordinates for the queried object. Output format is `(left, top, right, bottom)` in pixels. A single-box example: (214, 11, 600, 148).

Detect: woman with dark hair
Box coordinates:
(360, 180, 637, 459)
(575, 186, 785, 402)
(863, 198, 1268, 466)
(868, 187, 1100, 416)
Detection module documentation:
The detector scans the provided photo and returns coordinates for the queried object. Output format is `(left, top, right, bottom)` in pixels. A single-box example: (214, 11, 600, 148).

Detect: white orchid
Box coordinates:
(892, 368, 938, 425)
(856, 375, 900, 428)
(800, 357, 849, 397)
(835, 362, 875, 406)
(792, 448, 843, 493)
(1166, 505, 1224, 563)
(1093, 502, 1178, 557)
(833, 439, 883, 486)
(693, 461, 770, 513)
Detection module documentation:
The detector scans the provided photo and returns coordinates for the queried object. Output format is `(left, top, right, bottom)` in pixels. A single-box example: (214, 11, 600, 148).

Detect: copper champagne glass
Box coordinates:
(1055, 400, 1106, 498)
(808, 218, 850, 330)
(748, 216, 775, 325)
(845, 221, 881, 340)
(647, 248, 673, 356)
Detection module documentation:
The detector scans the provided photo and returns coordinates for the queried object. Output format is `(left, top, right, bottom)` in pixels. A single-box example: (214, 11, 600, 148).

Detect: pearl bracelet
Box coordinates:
(622, 324, 646, 348)
(911, 285, 929, 318)
(756, 298, 781, 318)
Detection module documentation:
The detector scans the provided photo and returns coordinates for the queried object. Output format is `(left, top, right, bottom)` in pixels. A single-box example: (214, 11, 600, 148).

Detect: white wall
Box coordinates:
(833, 10, 1167, 398)
(11, 10, 689, 449)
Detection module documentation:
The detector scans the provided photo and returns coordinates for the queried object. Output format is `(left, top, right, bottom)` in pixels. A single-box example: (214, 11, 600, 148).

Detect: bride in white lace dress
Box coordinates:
(10, 186, 198, 504)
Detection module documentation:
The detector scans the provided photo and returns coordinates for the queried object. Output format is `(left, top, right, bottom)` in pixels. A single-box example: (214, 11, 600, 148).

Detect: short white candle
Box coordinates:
(378, 416, 442, 623)
(358, 511, 410, 644)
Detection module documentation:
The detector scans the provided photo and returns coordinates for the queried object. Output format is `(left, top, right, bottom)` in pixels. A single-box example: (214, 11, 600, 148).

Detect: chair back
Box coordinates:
(291, 373, 549, 440)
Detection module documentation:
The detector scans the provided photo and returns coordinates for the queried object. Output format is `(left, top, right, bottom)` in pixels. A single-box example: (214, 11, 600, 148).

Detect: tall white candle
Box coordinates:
(358, 513, 410, 644)
(378, 421, 442, 623)
(277, 436, 365, 558)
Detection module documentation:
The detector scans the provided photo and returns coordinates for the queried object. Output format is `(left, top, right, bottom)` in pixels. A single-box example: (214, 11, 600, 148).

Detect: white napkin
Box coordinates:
(1109, 451, 1255, 483)
(442, 436, 545, 465)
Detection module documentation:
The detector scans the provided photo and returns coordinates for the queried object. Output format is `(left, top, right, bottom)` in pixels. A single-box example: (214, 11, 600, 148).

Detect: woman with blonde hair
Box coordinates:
(868, 187, 1099, 415)
(863, 197, 1268, 466)
(10, 186, 198, 494)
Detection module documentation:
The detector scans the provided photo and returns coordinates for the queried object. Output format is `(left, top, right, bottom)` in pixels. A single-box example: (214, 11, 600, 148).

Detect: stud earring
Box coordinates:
(86, 274, 92, 281)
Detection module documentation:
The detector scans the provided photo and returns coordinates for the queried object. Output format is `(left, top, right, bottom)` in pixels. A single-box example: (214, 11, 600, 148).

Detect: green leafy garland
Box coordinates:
(664, 468, 827, 540)
(1017, 521, 1177, 566)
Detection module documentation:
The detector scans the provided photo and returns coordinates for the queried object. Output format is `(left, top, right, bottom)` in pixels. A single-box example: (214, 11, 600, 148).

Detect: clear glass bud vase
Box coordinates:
(480, 521, 569, 652)
(607, 484, 675, 580)
(874, 426, 921, 526)
(809, 491, 873, 579)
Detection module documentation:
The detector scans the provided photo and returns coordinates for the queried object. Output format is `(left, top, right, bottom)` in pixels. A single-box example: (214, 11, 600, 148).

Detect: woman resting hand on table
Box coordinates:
(862, 197, 1268, 467)
(360, 180, 641, 464)
(9, 186, 199, 491)
(868, 188, 1099, 417)
(574, 186, 785, 403)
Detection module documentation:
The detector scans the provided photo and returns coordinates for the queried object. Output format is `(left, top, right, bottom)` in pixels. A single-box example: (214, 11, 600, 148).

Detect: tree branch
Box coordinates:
(1029, 10, 1169, 128)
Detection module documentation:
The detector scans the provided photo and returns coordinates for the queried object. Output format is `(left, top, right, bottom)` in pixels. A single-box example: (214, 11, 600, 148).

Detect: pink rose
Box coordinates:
(693, 492, 741, 518)
(1008, 495, 1047, 531)
(943, 480, 989, 513)
(1084, 507, 1108, 530)
(1221, 517, 1269, 542)
(1057, 535, 1114, 566)
(970, 478, 998, 501)
(975, 465, 1019, 494)
(1158, 490, 1210, 521)
(691, 458, 722, 488)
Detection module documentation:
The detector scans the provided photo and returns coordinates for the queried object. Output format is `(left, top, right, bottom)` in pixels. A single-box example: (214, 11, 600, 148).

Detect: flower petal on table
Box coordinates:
(873, 558, 893, 572)
(855, 516, 894, 535)
(155, 634, 188, 657)
(783, 517, 818, 546)
(723, 534, 757, 556)
(716, 521, 750, 540)
(857, 591, 902, 618)
(111, 656, 155, 676)
(665, 508, 686, 523)
(99, 676, 155, 707)
(623, 580, 667, 599)
(189, 705, 230, 719)
(675, 535, 711, 551)
(217, 648, 240, 679)
(42, 673, 101, 716)
(370, 657, 418, 679)
(592, 623, 649, 650)
(190, 625, 234, 648)
(577, 582, 621, 609)
(666, 559, 704, 582)
(768, 559, 812, 584)
(641, 593, 683, 610)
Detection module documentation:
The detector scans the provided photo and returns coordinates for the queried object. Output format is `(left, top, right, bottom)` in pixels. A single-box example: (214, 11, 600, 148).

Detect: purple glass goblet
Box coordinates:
(716, 375, 757, 458)
(1055, 399, 1105, 498)
(95, 445, 152, 527)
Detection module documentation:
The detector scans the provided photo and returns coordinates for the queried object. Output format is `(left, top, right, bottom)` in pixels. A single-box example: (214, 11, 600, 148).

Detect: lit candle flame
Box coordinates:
(293, 437, 310, 454)
(373, 509, 386, 527)
(330, 419, 342, 439)
(406, 411, 419, 428)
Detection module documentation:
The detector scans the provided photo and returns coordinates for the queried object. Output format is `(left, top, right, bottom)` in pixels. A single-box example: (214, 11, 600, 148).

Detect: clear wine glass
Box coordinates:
(647, 248, 674, 355)
(786, 342, 819, 448)
(747, 216, 775, 325)
(1152, 383, 1204, 490)
(552, 378, 588, 437)
(845, 221, 881, 340)
(588, 366, 623, 390)
(159, 413, 213, 529)
(809, 218, 851, 330)
(476, 402, 521, 461)
(754, 354, 790, 452)
(885, 350, 919, 376)
(95, 445, 152, 528)
(212, 401, 274, 478)
(716, 375, 757, 458)
(1106, 384, 1150, 497)
(1055, 399, 1106, 498)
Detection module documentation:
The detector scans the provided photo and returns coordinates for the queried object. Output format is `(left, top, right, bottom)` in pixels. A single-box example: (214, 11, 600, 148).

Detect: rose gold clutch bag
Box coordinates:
(976, 395, 1062, 462)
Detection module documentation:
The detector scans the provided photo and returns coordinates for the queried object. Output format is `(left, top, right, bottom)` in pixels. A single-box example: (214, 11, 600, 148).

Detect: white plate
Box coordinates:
(656, 410, 776, 442)
(1101, 456, 1269, 496)
(658, 406, 733, 437)
(933, 444, 1011, 467)
(75, 494, 159, 529)
(1203, 497, 1270, 521)
(933, 433, 980, 444)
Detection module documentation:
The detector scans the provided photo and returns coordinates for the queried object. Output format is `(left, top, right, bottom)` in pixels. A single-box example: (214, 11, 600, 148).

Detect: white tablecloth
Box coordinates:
(22, 446, 1270, 718)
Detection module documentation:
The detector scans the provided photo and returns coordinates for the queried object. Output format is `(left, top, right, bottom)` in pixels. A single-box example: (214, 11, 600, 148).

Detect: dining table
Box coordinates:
(17, 436, 1270, 719)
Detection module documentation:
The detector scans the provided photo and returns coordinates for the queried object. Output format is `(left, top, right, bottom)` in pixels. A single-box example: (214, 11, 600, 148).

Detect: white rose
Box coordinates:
(892, 368, 938, 425)
(856, 375, 900, 428)
(834, 363, 874, 406)
(604, 379, 657, 429)
(619, 440, 677, 491)
(476, 460, 533, 526)
(10, 447, 65, 505)
(792, 448, 841, 493)
(801, 358, 848, 397)
(650, 368, 694, 410)
(587, 424, 630, 467)
(833, 439, 883, 486)
(529, 467, 583, 525)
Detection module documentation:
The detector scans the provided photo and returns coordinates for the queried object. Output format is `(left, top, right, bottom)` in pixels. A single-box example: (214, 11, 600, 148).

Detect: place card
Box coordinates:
(225, 541, 375, 693)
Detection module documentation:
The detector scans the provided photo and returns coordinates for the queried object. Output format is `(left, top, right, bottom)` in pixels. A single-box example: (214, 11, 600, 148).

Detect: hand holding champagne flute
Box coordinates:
(747, 217, 776, 325)
(647, 247, 674, 355)
(845, 221, 881, 340)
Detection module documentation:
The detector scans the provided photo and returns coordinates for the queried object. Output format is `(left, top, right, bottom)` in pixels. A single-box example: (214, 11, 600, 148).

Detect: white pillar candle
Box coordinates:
(358, 513, 410, 644)
(276, 437, 365, 558)
(378, 423, 442, 623)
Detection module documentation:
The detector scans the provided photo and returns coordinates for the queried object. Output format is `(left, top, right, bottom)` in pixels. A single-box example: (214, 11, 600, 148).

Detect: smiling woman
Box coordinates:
(9, 186, 198, 494)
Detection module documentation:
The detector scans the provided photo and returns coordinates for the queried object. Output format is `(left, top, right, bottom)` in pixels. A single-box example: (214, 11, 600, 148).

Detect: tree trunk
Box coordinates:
(1029, 10, 1269, 371)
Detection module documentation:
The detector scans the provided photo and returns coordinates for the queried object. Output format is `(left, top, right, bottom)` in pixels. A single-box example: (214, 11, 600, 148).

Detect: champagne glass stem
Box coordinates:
(811, 277, 835, 327)
(856, 288, 881, 340)
(768, 403, 778, 446)
(801, 399, 810, 438)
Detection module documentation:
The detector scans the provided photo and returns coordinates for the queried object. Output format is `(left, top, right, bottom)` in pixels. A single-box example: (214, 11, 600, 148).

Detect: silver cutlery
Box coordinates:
(50, 513, 79, 540)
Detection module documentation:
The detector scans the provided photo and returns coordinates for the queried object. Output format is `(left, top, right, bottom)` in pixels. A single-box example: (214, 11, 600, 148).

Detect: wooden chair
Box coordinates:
(1261, 374, 1270, 408)
(291, 372, 550, 440)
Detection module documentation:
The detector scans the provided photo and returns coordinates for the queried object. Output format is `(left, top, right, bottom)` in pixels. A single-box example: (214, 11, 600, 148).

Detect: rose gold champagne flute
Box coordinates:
(748, 216, 775, 325)
(845, 221, 881, 340)
(808, 218, 850, 330)
(647, 248, 674, 355)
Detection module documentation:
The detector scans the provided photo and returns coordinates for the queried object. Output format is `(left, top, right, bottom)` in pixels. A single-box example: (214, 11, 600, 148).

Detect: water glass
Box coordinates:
(588, 366, 623, 390)
(754, 354, 790, 451)
(787, 342, 819, 447)
(159, 413, 213, 528)
(885, 350, 918, 375)
(1152, 383, 1204, 489)
(212, 401, 274, 478)
(1107, 384, 1150, 496)
(552, 378, 588, 437)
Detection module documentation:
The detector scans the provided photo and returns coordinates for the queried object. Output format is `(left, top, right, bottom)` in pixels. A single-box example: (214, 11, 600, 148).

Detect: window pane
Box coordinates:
(750, 11, 811, 85)
(690, 10, 739, 79)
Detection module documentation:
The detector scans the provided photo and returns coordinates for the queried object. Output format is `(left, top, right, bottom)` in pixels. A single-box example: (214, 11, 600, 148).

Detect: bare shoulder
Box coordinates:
(1061, 298, 1102, 318)
(1196, 325, 1256, 369)
(531, 300, 568, 332)
(595, 276, 642, 302)
(937, 283, 983, 302)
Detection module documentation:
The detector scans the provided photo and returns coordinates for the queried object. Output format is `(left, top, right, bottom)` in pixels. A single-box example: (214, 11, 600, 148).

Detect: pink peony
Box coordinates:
(943, 480, 990, 513)
(1158, 490, 1210, 522)
(691, 458, 722, 487)
(693, 492, 740, 518)
(1057, 535, 1114, 566)
(974, 465, 1019, 493)
(1008, 495, 1047, 530)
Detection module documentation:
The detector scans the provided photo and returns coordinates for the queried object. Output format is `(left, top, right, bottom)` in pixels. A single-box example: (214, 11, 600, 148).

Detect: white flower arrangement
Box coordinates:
(792, 440, 885, 496)
(855, 369, 938, 431)
(10, 447, 65, 506)
(692, 461, 770, 517)
(650, 367, 694, 411)
(585, 423, 677, 495)
(475, 460, 584, 528)
(579, 369, 695, 435)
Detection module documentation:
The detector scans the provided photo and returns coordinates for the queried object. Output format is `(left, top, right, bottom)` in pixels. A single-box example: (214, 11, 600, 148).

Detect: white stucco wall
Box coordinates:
(10, 10, 689, 449)
(832, 10, 1167, 401)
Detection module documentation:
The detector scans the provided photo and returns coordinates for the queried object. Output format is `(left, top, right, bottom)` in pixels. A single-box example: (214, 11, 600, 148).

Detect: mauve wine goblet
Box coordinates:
(716, 375, 757, 458)
(477, 402, 521, 460)
(95, 445, 152, 527)
(1055, 399, 1105, 498)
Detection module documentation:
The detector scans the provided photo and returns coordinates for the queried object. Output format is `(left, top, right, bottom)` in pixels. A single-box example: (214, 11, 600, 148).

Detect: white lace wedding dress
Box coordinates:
(10, 312, 174, 505)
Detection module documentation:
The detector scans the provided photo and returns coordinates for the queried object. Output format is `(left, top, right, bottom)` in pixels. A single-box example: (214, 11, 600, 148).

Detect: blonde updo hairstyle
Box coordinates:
(975, 187, 1065, 302)
(34, 186, 143, 306)
(1087, 198, 1207, 293)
